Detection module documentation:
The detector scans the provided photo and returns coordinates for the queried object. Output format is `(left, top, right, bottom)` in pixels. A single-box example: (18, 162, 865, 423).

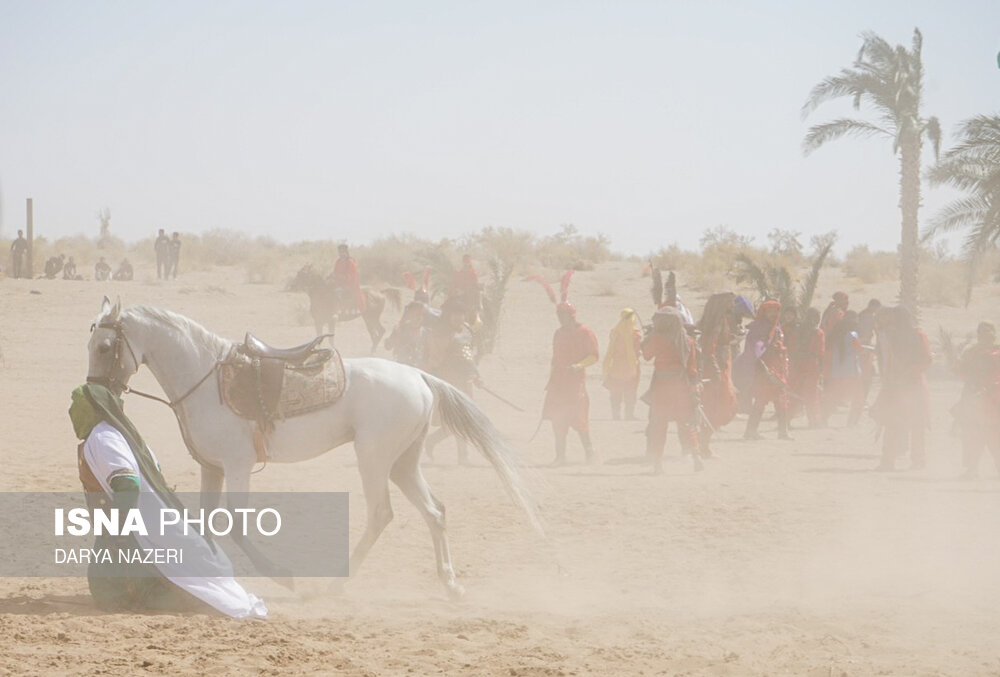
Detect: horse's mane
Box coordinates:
(124, 305, 233, 356)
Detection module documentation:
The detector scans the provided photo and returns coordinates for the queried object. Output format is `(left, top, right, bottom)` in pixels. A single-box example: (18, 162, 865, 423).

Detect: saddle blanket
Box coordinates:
(219, 350, 346, 422)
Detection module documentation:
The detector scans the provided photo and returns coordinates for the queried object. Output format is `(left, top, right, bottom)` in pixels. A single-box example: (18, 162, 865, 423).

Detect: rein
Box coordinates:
(124, 364, 219, 410)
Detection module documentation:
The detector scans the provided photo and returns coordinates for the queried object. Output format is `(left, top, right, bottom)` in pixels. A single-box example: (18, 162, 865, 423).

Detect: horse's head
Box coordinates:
(87, 296, 142, 393)
(288, 264, 321, 292)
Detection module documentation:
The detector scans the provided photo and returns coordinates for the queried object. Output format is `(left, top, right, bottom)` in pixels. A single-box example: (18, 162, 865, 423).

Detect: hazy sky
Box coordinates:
(1, 1, 997, 254)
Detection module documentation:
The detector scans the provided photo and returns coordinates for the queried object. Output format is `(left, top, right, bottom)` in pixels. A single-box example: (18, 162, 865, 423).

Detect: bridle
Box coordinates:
(88, 318, 219, 410)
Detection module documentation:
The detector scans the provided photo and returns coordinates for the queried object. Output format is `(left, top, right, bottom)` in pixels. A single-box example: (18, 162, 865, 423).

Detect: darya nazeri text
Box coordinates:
(54, 548, 182, 564)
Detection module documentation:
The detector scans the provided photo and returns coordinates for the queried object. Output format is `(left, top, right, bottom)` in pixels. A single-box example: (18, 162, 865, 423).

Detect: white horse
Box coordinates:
(86, 297, 540, 599)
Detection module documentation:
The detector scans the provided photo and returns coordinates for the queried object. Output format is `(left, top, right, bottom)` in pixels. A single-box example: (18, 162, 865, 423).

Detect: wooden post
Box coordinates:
(25, 198, 34, 278)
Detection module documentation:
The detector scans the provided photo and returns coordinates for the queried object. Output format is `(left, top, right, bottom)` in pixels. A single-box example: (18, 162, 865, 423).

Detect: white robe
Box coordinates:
(82, 422, 268, 619)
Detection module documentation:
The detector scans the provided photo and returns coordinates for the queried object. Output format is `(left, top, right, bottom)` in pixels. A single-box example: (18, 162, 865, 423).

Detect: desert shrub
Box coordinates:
(469, 227, 535, 269)
(767, 228, 805, 264)
(842, 245, 897, 283)
(536, 224, 614, 269)
(919, 256, 968, 307)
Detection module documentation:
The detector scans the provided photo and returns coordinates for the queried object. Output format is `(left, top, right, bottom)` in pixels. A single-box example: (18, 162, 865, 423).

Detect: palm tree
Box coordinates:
(802, 28, 940, 314)
(926, 114, 1000, 304)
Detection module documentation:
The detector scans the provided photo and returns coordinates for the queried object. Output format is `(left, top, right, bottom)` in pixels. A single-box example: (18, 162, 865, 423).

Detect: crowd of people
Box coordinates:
(5, 229, 181, 281)
(379, 260, 999, 480)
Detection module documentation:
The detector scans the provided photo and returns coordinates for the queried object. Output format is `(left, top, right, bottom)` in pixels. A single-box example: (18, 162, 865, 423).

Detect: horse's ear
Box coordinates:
(100, 296, 112, 318)
(111, 297, 122, 320)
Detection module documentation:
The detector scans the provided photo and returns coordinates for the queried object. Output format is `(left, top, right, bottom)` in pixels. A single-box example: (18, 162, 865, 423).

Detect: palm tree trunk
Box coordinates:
(898, 131, 922, 315)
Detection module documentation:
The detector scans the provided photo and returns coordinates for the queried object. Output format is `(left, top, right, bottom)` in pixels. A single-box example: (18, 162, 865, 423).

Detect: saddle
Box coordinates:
(219, 333, 346, 429)
(244, 333, 330, 362)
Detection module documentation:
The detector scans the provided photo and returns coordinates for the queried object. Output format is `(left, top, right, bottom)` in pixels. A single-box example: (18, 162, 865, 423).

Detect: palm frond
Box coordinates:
(478, 256, 515, 359)
(797, 238, 834, 311)
(733, 253, 769, 299)
(910, 27, 923, 58)
(926, 195, 991, 235)
(770, 264, 795, 309)
(924, 116, 941, 159)
(803, 119, 891, 155)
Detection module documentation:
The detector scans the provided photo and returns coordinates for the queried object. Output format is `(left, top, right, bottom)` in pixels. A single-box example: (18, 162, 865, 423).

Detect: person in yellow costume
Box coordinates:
(602, 308, 642, 420)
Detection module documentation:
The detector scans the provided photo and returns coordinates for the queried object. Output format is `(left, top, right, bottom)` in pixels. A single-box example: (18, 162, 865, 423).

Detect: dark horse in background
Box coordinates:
(290, 265, 402, 352)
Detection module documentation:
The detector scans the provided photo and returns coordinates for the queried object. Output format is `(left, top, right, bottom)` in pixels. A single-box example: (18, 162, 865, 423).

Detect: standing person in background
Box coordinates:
(154, 229, 170, 280)
(603, 308, 642, 420)
(422, 299, 481, 465)
(790, 307, 825, 428)
(823, 310, 864, 426)
(821, 291, 849, 334)
(168, 232, 182, 279)
(331, 244, 365, 317)
(530, 271, 599, 465)
(871, 306, 932, 470)
(696, 293, 750, 456)
(780, 305, 801, 422)
(951, 322, 1000, 479)
(449, 254, 480, 310)
(641, 306, 700, 474)
(10, 230, 27, 278)
(857, 298, 882, 402)
(737, 300, 791, 441)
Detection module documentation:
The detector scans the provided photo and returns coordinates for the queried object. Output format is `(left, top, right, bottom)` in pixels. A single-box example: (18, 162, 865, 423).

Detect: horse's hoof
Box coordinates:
(446, 583, 466, 601)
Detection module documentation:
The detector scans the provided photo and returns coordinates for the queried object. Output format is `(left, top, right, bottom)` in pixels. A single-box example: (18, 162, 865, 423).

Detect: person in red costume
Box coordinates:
(641, 306, 700, 474)
(821, 291, 849, 334)
(870, 306, 932, 470)
(789, 307, 825, 428)
(696, 293, 752, 455)
(331, 244, 366, 315)
(529, 271, 599, 465)
(736, 299, 791, 440)
(450, 255, 479, 302)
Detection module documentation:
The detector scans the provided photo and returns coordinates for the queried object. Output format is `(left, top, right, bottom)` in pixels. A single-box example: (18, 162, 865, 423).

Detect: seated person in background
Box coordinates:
(68, 384, 267, 618)
(94, 257, 112, 281)
(62, 256, 83, 280)
(113, 258, 134, 281)
(44, 254, 66, 279)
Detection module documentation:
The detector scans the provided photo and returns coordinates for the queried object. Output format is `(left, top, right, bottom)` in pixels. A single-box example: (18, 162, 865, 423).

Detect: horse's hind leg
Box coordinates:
(390, 433, 464, 600)
(346, 450, 394, 579)
(364, 312, 385, 353)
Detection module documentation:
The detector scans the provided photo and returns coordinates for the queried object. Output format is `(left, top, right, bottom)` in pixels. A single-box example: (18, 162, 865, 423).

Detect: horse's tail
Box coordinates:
(421, 373, 544, 536)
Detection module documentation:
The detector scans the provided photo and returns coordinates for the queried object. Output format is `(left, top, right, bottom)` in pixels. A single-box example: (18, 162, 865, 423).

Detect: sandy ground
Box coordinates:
(2, 261, 1000, 676)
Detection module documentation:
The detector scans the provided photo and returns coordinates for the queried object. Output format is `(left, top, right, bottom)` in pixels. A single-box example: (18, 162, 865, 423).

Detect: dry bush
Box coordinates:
(842, 245, 898, 283)
(919, 257, 969, 307)
(355, 234, 452, 285)
(536, 224, 614, 270)
(468, 227, 535, 268)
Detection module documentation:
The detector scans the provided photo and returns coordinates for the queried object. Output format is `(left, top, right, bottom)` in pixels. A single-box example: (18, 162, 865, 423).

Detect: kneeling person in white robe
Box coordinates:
(69, 384, 267, 618)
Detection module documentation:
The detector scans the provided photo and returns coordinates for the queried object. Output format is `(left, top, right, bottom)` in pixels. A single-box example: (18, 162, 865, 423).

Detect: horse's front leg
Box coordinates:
(199, 463, 225, 512)
(224, 463, 295, 589)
